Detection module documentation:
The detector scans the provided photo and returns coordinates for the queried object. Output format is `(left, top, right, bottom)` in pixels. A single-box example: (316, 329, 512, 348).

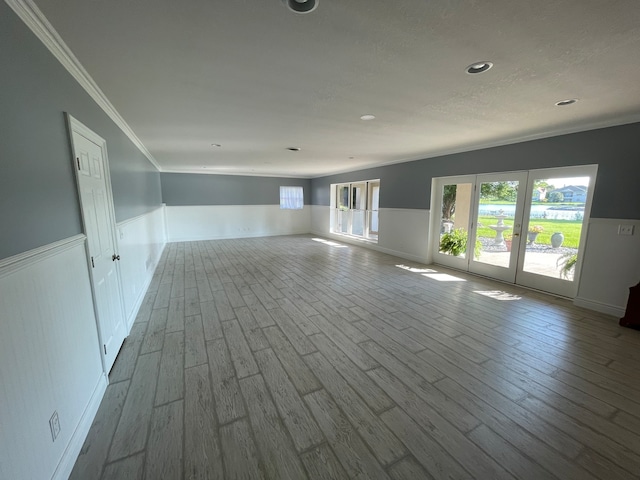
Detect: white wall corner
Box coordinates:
(572, 297, 625, 319)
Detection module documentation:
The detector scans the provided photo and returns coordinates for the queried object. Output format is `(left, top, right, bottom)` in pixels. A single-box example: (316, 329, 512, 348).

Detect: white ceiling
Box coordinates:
(34, 0, 640, 178)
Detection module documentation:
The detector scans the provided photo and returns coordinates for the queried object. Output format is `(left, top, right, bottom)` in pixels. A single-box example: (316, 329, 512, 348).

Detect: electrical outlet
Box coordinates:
(49, 411, 61, 442)
(618, 224, 635, 236)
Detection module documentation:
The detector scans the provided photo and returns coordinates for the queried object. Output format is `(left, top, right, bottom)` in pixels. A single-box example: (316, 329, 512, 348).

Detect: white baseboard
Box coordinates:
(124, 247, 163, 329)
(51, 374, 108, 480)
(573, 297, 625, 318)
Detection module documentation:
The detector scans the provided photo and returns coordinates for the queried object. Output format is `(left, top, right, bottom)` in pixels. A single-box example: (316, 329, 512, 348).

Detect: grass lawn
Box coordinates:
(476, 217, 583, 248)
(479, 200, 585, 207)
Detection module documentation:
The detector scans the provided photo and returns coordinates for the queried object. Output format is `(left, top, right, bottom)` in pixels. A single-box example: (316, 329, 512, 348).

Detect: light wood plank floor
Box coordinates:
(70, 235, 640, 480)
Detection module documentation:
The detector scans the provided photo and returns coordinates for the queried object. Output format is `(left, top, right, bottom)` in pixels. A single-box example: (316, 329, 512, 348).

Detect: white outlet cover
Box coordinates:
(618, 224, 635, 235)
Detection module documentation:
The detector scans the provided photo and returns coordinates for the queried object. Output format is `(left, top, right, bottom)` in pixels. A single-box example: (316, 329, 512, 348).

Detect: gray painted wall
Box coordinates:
(0, 3, 162, 260)
(311, 122, 640, 220)
(161, 173, 311, 206)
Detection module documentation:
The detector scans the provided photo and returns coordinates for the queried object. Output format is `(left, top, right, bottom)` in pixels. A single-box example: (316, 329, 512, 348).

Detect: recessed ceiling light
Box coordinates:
(283, 0, 318, 14)
(287, 147, 301, 151)
(211, 143, 221, 147)
(465, 61, 493, 74)
(555, 99, 578, 106)
(360, 114, 376, 121)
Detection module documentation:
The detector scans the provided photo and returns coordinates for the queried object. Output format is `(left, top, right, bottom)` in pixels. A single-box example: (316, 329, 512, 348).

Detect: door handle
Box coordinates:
(112, 254, 120, 261)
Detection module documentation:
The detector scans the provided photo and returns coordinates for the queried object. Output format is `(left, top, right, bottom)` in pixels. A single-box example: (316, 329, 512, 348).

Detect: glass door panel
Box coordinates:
(432, 177, 475, 270)
(516, 166, 597, 298)
(336, 184, 349, 233)
(351, 183, 366, 236)
(469, 173, 528, 282)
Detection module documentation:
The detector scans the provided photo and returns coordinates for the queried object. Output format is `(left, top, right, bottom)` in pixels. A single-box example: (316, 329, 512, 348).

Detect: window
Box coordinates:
(280, 186, 304, 209)
(331, 180, 380, 241)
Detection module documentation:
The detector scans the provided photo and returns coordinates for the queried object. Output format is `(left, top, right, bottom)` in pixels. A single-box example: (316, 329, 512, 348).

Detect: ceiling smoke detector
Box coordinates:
(283, 0, 318, 14)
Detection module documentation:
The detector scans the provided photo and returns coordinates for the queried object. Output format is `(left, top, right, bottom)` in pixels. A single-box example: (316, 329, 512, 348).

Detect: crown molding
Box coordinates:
(5, 0, 162, 171)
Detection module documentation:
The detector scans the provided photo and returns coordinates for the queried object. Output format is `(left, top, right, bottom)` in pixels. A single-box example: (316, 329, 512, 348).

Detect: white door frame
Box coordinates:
(67, 113, 126, 373)
(430, 174, 476, 271)
(431, 165, 598, 298)
(514, 164, 598, 298)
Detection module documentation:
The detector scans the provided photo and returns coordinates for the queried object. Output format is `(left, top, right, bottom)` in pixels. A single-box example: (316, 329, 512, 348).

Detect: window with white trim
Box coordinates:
(280, 186, 304, 209)
(331, 180, 380, 241)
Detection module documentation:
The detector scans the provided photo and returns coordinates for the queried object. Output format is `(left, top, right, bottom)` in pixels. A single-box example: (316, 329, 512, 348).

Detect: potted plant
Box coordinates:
(439, 228, 481, 258)
(503, 232, 513, 252)
(528, 225, 543, 244)
(557, 252, 577, 279)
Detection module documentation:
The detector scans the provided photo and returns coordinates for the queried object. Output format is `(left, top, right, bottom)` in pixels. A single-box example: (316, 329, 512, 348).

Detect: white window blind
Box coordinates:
(280, 186, 304, 209)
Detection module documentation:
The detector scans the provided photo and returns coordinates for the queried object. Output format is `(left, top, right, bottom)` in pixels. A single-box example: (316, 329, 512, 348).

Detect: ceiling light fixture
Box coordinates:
(555, 99, 578, 106)
(287, 147, 301, 151)
(211, 143, 221, 147)
(283, 0, 318, 14)
(360, 114, 376, 121)
(465, 61, 493, 74)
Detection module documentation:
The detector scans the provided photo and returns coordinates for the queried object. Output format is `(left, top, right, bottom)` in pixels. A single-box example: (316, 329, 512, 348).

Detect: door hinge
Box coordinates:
(76, 157, 80, 170)
(103, 344, 107, 355)
(91, 256, 95, 268)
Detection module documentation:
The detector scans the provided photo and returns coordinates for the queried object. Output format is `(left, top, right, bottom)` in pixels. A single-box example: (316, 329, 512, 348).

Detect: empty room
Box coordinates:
(2, 0, 640, 479)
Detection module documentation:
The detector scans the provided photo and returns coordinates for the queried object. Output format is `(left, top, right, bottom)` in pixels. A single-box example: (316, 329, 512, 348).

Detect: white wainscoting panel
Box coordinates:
(310, 205, 331, 237)
(377, 208, 430, 263)
(117, 206, 167, 329)
(0, 237, 106, 480)
(310, 205, 431, 264)
(575, 218, 640, 317)
(165, 205, 311, 242)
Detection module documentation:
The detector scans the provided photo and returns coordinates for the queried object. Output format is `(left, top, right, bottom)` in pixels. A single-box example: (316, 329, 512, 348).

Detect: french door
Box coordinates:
(432, 165, 597, 298)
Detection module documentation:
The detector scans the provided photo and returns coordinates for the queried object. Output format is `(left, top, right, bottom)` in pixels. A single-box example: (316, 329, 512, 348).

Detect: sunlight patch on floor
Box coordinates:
(474, 290, 522, 301)
(312, 238, 348, 248)
(422, 273, 466, 282)
(395, 264, 438, 274)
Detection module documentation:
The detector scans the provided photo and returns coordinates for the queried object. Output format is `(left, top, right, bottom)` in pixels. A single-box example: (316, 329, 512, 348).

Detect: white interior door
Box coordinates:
(69, 115, 126, 373)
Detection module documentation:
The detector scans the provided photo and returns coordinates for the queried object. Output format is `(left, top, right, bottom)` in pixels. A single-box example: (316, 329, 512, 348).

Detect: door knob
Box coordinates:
(112, 254, 120, 261)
